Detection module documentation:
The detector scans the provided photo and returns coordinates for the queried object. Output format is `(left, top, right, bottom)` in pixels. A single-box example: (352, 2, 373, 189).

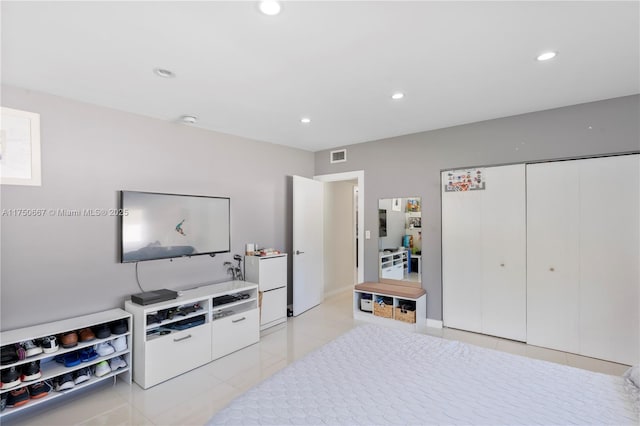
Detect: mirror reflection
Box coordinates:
(378, 197, 422, 284)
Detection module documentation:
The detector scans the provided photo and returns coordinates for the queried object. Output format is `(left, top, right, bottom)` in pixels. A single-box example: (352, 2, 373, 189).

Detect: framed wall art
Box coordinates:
(1, 107, 41, 186)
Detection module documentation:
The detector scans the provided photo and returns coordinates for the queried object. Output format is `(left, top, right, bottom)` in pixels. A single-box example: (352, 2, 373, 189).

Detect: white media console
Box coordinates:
(124, 280, 259, 389)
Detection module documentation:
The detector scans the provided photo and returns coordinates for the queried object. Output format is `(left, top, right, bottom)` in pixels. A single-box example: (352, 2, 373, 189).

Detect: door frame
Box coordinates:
(314, 170, 365, 284)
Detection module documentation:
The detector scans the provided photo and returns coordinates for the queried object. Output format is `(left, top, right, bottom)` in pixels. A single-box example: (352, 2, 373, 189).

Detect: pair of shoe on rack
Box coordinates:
(54, 346, 100, 368)
(95, 336, 127, 357)
(94, 356, 127, 378)
(59, 328, 94, 349)
(0, 380, 53, 410)
(1, 339, 50, 366)
(54, 366, 92, 392)
(1, 360, 42, 389)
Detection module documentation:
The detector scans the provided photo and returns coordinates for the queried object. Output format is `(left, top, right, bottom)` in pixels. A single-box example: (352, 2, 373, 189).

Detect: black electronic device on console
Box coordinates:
(131, 289, 178, 306)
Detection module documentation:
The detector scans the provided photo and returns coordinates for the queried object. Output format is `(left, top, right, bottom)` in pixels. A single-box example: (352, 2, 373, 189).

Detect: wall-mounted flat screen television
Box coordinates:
(120, 191, 230, 263)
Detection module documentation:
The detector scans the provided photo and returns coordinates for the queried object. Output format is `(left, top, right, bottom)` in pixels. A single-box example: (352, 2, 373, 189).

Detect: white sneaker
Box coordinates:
(109, 356, 127, 371)
(112, 336, 127, 352)
(95, 342, 115, 357)
(21, 340, 42, 357)
(94, 361, 111, 377)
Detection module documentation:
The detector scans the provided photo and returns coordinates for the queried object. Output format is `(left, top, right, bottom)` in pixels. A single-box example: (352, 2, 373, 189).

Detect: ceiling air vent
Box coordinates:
(330, 149, 347, 164)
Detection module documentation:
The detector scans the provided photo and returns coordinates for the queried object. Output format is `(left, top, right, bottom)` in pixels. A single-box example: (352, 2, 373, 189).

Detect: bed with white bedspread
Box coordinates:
(209, 324, 639, 425)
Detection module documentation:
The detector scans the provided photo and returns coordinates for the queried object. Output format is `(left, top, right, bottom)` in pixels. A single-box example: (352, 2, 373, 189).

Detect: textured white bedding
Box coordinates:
(209, 324, 639, 425)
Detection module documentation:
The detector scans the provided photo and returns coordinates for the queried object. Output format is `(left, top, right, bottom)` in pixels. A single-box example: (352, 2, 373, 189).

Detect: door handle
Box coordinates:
(295, 250, 305, 255)
(232, 317, 246, 323)
(173, 334, 192, 342)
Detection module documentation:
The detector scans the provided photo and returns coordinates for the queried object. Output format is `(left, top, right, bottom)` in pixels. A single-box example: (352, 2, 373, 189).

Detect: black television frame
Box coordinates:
(119, 190, 231, 263)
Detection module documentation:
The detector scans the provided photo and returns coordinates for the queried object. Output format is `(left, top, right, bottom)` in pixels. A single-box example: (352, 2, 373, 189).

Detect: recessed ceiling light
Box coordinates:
(300, 117, 311, 124)
(153, 68, 175, 78)
(259, 1, 281, 16)
(180, 115, 198, 125)
(536, 51, 557, 61)
(391, 92, 404, 100)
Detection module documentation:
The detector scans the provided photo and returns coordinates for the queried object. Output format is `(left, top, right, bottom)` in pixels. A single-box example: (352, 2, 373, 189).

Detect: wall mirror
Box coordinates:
(378, 197, 422, 286)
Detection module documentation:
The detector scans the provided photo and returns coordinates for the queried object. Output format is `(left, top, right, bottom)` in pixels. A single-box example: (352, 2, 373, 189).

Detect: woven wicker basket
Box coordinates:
(373, 302, 393, 318)
(394, 307, 416, 323)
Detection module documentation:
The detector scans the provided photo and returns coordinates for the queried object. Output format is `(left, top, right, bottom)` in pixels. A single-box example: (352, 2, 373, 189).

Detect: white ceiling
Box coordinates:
(2, 1, 638, 152)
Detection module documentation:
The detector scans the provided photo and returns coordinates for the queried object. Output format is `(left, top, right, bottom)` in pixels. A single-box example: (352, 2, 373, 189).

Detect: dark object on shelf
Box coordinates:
(287, 308, 293, 317)
(1, 346, 21, 366)
(175, 303, 202, 316)
(167, 315, 206, 330)
(131, 289, 178, 306)
(93, 324, 111, 339)
(212, 293, 250, 307)
(110, 319, 129, 335)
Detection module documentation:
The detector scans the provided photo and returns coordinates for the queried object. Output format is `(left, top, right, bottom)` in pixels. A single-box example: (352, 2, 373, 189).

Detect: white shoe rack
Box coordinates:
(0, 308, 131, 419)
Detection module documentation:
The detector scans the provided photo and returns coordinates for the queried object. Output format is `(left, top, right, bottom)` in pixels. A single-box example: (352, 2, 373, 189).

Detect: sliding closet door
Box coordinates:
(480, 165, 526, 341)
(526, 161, 580, 354)
(578, 154, 639, 365)
(442, 176, 482, 333)
(442, 165, 526, 339)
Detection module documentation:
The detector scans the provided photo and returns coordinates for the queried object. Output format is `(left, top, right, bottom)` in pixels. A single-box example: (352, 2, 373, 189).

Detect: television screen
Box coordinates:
(120, 191, 230, 263)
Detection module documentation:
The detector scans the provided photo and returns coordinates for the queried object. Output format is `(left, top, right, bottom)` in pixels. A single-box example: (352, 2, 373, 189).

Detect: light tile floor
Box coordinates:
(3, 289, 630, 425)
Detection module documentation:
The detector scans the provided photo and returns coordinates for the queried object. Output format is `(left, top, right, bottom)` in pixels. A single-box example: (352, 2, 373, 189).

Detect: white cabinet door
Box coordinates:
(211, 309, 259, 360)
(526, 161, 581, 353)
(257, 255, 287, 291)
(578, 155, 639, 365)
(442, 175, 483, 333)
(145, 325, 212, 388)
(261, 287, 287, 328)
(480, 165, 526, 341)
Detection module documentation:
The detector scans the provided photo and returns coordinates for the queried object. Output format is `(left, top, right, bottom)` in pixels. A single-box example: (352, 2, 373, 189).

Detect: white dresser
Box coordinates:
(245, 254, 288, 331)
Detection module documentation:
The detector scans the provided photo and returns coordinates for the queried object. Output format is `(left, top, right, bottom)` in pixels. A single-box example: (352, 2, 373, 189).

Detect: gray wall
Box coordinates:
(315, 95, 640, 321)
(1, 85, 314, 330)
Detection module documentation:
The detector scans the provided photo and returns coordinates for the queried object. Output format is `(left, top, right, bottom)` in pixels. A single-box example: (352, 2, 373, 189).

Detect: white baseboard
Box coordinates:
(426, 319, 443, 329)
(324, 284, 354, 299)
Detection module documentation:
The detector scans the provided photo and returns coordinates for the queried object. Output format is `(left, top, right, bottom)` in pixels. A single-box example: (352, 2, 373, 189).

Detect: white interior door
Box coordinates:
(293, 175, 324, 316)
(526, 161, 580, 354)
(578, 155, 639, 364)
(442, 174, 483, 333)
(480, 164, 526, 341)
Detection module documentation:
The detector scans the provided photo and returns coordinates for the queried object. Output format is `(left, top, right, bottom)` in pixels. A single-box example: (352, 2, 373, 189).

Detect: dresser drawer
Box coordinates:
(145, 324, 212, 388)
(211, 309, 259, 360)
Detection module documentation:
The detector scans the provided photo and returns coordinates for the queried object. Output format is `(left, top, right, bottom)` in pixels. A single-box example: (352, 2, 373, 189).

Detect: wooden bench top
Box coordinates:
(355, 282, 426, 298)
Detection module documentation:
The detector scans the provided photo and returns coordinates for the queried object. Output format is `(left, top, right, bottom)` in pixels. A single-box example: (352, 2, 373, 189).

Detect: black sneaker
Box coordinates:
(20, 361, 41, 382)
(93, 323, 111, 339)
(1, 366, 21, 389)
(110, 319, 128, 335)
(1, 392, 7, 412)
(6, 386, 29, 408)
(40, 336, 59, 354)
(1, 345, 23, 366)
(28, 381, 52, 399)
(73, 367, 91, 385)
(55, 373, 75, 391)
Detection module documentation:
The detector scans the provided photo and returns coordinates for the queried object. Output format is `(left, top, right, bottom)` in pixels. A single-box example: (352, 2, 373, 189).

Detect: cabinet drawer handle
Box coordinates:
(173, 334, 192, 342)
(232, 317, 246, 323)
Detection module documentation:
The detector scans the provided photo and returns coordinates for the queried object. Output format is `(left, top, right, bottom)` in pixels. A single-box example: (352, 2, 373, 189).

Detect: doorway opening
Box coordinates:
(315, 171, 365, 297)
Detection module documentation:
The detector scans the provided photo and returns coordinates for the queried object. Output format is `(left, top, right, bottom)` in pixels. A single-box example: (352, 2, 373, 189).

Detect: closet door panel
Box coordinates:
(526, 161, 580, 353)
(481, 165, 527, 341)
(442, 173, 482, 333)
(579, 154, 639, 365)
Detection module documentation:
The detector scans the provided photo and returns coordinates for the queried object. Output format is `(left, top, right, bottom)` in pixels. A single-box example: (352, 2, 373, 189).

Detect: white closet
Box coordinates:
(527, 154, 639, 365)
(442, 164, 527, 341)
